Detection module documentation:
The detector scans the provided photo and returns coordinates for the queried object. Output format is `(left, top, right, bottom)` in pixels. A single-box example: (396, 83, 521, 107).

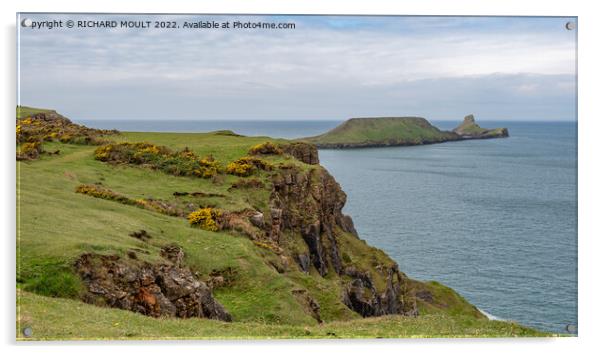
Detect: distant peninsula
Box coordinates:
(301, 114, 509, 149)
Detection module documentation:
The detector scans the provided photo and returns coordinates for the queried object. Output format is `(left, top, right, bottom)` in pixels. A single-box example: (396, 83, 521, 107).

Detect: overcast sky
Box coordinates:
(18, 15, 577, 121)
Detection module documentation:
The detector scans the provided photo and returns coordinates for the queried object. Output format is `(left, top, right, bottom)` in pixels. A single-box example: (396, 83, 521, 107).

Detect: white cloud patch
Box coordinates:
(17, 14, 576, 120)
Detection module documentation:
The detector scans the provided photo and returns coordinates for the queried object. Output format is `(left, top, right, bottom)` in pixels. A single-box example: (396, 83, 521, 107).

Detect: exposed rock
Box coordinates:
(337, 214, 358, 238)
(249, 212, 264, 228)
(74, 253, 231, 321)
(160, 244, 185, 266)
(292, 288, 322, 323)
(301, 222, 329, 276)
(269, 165, 347, 277)
(281, 142, 320, 165)
(415, 289, 434, 304)
(294, 253, 311, 273)
(342, 265, 417, 317)
(452, 114, 509, 139)
(268, 162, 417, 318)
(268, 208, 283, 243)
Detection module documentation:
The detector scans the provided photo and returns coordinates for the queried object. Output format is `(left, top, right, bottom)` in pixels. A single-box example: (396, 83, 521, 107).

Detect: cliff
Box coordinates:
(16, 107, 540, 339)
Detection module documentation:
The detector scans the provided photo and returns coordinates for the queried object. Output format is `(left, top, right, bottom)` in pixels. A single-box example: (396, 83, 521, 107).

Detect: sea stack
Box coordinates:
(452, 114, 509, 139)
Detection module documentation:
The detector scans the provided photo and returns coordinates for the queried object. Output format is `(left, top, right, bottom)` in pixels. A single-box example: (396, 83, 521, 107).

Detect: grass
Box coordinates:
(16, 105, 55, 119)
(17, 290, 549, 340)
(302, 117, 458, 146)
(16, 108, 542, 338)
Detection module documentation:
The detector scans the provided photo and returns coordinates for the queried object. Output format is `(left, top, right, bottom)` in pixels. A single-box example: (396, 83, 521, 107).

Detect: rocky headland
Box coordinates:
(302, 114, 508, 149)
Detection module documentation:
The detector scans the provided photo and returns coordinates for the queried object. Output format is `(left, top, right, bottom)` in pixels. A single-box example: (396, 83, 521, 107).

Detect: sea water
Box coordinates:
(79, 119, 577, 333)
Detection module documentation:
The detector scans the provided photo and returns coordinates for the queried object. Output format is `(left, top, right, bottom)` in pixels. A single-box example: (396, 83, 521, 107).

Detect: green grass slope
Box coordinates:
(301, 117, 459, 148)
(17, 290, 548, 340)
(16, 107, 539, 339)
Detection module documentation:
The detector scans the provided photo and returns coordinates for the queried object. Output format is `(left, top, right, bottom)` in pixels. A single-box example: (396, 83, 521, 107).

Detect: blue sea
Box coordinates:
(79, 119, 578, 334)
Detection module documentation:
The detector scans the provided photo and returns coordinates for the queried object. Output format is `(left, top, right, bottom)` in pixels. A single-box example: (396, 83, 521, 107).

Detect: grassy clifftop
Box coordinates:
(16, 107, 538, 339)
(302, 117, 460, 148)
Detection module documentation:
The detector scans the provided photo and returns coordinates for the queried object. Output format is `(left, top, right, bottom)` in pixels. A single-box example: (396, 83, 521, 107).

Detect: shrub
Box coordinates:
(15, 113, 117, 154)
(248, 141, 282, 155)
(226, 161, 255, 177)
(187, 208, 221, 231)
(94, 143, 221, 179)
(75, 184, 135, 205)
(16, 142, 43, 160)
(76, 184, 187, 217)
(226, 156, 273, 177)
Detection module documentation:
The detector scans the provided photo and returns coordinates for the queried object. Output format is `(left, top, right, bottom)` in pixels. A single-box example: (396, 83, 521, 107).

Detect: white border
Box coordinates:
(2, 1, 601, 353)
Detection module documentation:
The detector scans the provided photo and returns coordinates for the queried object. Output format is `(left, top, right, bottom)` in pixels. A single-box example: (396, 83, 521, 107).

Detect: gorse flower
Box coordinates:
(248, 141, 282, 155)
(187, 208, 221, 231)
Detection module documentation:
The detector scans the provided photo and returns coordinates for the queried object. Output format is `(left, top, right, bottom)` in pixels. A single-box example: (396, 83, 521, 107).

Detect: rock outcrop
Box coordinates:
(452, 114, 509, 139)
(280, 142, 320, 165)
(74, 245, 232, 321)
(267, 162, 417, 317)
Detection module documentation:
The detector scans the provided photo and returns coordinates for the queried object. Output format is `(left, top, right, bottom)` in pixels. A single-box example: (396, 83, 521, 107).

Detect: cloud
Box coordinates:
(17, 14, 577, 121)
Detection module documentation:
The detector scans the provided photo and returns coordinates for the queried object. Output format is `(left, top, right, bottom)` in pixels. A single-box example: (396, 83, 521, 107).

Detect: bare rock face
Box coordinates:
(74, 246, 231, 321)
(281, 142, 320, 165)
(342, 266, 417, 317)
(268, 162, 417, 318)
(269, 165, 347, 276)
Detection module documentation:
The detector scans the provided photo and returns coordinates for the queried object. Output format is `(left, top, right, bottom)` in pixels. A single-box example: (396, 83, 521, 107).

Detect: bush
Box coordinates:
(16, 113, 116, 153)
(226, 156, 273, 177)
(16, 142, 43, 160)
(226, 161, 255, 177)
(248, 141, 282, 155)
(187, 208, 221, 231)
(94, 143, 221, 179)
(76, 184, 187, 217)
(75, 184, 135, 205)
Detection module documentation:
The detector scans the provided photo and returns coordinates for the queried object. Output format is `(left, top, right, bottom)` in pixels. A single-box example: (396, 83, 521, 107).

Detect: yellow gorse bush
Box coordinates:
(226, 156, 273, 177)
(248, 141, 282, 155)
(94, 143, 221, 179)
(187, 208, 221, 231)
(226, 161, 255, 177)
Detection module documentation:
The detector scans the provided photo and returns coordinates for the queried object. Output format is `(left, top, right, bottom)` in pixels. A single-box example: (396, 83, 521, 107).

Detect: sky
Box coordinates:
(18, 14, 577, 121)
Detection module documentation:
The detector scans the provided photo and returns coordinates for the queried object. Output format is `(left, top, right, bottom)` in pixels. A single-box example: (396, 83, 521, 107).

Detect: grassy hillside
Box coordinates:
(301, 117, 459, 148)
(16, 107, 540, 339)
(17, 290, 547, 340)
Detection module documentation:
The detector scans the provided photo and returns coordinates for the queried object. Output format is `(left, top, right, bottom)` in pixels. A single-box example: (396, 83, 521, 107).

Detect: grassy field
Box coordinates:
(16, 107, 546, 339)
(17, 290, 548, 340)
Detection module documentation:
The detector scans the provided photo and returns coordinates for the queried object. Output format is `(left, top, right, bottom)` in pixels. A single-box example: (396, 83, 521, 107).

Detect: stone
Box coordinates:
(249, 212, 264, 228)
(74, 253, 232, 321)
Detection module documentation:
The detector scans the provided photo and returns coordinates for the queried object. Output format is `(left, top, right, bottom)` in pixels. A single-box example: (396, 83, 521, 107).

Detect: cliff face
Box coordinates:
(267, 152, 417, 317)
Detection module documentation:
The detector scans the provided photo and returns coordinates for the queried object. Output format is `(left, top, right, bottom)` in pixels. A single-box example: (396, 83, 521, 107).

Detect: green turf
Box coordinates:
(301, 117, 457, 146)
(17, 290, 549, 340)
